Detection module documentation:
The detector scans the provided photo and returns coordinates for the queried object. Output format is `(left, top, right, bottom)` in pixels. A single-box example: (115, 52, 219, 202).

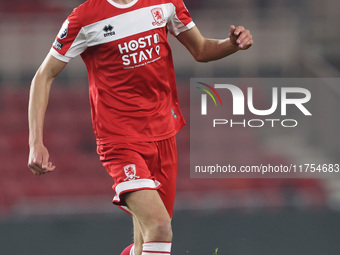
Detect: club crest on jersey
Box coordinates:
(123, 164, 140, 181)
(57, 19, 69, 40)
(151, 8, 165, 26)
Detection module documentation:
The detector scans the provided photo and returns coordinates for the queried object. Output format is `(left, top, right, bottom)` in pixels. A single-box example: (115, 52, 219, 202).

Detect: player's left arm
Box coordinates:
(176, 25, 253, 62)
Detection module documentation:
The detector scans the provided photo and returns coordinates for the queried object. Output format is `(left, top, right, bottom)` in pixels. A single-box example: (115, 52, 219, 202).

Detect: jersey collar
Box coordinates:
(107, 0, 139, 9)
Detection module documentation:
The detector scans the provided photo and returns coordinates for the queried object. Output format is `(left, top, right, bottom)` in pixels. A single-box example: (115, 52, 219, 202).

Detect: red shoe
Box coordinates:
(121, 243, 134, 255)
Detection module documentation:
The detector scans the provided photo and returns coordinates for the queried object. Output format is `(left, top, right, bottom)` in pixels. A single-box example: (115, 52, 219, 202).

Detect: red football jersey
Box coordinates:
(50, 0, 194, 145)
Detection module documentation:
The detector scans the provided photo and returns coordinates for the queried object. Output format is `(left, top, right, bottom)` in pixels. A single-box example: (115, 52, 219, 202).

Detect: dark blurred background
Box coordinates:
(0, 0, 340, 254)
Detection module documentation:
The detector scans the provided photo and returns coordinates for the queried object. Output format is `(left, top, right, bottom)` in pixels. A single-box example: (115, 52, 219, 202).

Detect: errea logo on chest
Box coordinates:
(103, 25, 115, 37)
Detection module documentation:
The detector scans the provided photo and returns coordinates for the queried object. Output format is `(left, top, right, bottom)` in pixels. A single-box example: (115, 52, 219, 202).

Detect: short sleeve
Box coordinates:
(167, 0, 195, 36)
(50, 9, 87, 63)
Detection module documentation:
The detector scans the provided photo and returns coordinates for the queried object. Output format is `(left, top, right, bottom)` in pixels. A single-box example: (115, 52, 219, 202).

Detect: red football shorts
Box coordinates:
(97, 136, 177, 218)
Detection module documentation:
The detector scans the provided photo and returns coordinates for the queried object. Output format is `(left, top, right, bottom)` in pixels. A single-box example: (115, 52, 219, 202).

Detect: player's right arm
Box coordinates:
(28, 53, 67, 175)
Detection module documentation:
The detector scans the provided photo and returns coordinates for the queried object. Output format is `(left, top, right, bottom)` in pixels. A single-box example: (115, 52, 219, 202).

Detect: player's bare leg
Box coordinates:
(119, 218, 144, 255)
(125, 189, 172, 255)
(133, 216, 144, 255)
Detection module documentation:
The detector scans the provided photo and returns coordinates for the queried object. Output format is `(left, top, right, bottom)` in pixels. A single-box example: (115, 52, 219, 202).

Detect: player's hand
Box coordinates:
(28, 144, 55, 175)
(229, 25, 253, 50)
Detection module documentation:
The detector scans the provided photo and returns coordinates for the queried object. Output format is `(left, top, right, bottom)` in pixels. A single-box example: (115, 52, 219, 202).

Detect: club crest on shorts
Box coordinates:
(151, 8, 165, 26)
(123, 164, 140, 181)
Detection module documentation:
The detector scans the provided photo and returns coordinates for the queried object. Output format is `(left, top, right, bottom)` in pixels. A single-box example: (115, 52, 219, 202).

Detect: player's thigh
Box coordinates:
(125, 190, 172, 241)
(154, 136, 178, 218)
(125, 189, 171, 226)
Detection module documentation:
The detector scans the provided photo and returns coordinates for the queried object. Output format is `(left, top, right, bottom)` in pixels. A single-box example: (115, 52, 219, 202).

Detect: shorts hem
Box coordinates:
(112, 178, 162, 214)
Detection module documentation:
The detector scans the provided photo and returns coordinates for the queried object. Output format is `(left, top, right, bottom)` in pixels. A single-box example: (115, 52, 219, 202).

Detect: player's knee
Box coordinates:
(151, 220, 172, 241)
